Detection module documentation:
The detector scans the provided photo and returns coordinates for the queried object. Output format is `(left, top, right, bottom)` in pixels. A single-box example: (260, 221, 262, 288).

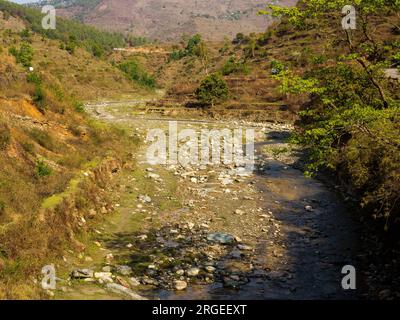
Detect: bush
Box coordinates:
(118, 60, 156, 88)
(9, 42, 33, 68)
(221, 57, 249, 76)
(35, 160, 52, 178)
(195, 73, 229, 106)
(168, 34, 203, 61)
(26, 72, 42, 85)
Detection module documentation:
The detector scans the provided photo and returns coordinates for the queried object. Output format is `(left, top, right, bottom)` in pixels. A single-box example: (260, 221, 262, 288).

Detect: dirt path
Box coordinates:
(56, 102, 359, 300)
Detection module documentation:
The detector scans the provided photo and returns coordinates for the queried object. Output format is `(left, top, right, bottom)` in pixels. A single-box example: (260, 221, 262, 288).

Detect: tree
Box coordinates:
(259, 1, 400, 228)
(195, 73, 229, 107)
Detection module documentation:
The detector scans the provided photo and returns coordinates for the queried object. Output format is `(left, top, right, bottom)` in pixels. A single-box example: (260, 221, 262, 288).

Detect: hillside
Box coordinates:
(42, 0, 297, 41)
(0, 2, 146, 298)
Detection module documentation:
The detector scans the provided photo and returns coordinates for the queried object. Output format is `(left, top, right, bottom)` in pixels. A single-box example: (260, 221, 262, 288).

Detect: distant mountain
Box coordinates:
(41, 0, 297, 41)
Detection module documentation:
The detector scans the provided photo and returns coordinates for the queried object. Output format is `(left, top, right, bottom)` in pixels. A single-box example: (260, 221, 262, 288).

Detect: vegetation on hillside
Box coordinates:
(260, 0, 400, 229)
(0, 0, 125, 56)
(195, 73, 229, 106)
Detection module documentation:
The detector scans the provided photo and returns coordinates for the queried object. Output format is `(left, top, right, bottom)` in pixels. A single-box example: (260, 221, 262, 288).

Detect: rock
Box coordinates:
(237, 244, 252, 251)
(379, 289, 392, 300)
(221, 178, 233, 185)
(207, 233, 236, 244)
(106, 253, 114, 263)
(205, 266, 216, 273)
(88, 209, 97, 218)
(105, 283, 147, 300)
(186, 267, 200, 277)
(116, 276, 131, 288)
(94, 272, 113, 283)
(128, 277, 141, 287)
(235, 209, 244, 215)
(190, 177, 198, 183)
(71, 269, 94, 279)
(147, 172, 161, 180)
(116, 265, 133, 276)
(175, 269, 185, 276)
(102, 266, 112, 272)
(174, 280, 188, 291)
(187, 222, 195, 230)
(305, 205, 314, 212)
(138, 195, 152, 203)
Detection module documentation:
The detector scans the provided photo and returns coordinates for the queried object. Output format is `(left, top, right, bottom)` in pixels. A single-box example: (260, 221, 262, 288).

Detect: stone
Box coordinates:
(235, 209, 245, 215)
(207, 233, 236, 244)
(205, 266, 216, 273)
(237, 244, 252, 251)
(116, 265, 133, 276)
(71, 269, 94, 279)
(88, 209, 97, 218)
(221, 178, 233, 185)
(190, 177, 198, 183)
(176, 269, 185, 276)
(105, 283, 147, 300)
(94, 272, 113, 283)
(186, 267, 200, 277)
(128, 277, 141, 287)
(174, 280, 188, 291)
(148, 172, 161, 180)
(102, 266, 112, 272)
(106, 253, 114, 263)
(379, 289, 391, 300)
(305, 205, 314, 212)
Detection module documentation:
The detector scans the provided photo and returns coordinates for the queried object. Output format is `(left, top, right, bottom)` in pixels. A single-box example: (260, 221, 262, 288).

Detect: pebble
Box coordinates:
(71, 269, 94, 279)
(174, 280, 188, 291)
(116, 265, 133, 276)
(186, 267, 200, 277)
(305, 205, 314, 212)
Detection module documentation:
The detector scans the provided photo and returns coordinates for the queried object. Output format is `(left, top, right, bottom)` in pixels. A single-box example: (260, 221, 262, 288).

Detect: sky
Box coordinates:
(9, 0, 41, 3)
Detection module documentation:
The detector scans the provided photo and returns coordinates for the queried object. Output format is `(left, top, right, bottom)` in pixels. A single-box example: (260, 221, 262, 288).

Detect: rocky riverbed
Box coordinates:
(54, 103, 359, 300)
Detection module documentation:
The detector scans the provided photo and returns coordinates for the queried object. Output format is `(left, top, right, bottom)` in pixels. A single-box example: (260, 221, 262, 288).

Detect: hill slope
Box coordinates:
(43, 0, 297, 41)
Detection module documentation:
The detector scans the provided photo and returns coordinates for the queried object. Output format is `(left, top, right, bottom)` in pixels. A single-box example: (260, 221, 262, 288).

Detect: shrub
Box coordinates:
(26, 72, 42, 85)
(35, 159, 52, 178)
(195, 73, 229, 106)
(118, 60, 156, 88)
(9, 42, 33, 68)
(221, 57, 249, 76)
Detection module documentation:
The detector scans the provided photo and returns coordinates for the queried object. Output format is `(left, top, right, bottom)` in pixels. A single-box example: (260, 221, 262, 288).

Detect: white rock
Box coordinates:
(186, 267, 200, 276)
(174, 280, 188, 291)
(105, 283, 147, 300)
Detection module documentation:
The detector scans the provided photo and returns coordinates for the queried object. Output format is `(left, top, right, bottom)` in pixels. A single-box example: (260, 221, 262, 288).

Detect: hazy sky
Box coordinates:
(10, 0, 40, 3)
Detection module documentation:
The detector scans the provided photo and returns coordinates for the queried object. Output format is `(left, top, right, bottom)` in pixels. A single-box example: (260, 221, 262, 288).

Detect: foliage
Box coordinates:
(118, 60, 156, 88)
(260, 0, 400, 228)
(195, 73, 229, 106)
(169, 34, 205, 61)
(0, 0, 125, 56)
(26, 72, 42, 85)
(35, 159, 52, 178)
(9, 43, 33, 68)
(221, 57, 250, 75)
